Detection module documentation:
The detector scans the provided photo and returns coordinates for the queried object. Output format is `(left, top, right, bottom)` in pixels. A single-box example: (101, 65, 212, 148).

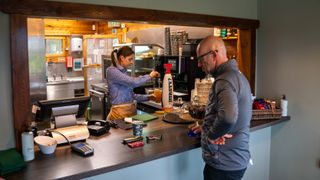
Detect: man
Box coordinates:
(192, 36, 252, 180)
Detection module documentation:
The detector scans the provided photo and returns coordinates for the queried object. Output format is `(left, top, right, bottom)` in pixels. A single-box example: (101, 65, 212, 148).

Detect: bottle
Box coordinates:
(21, 131, 35, 161)
(280, 95, 288, 116)
(162, 64, 174, 112)
(30, 121, 38, 137)
(86, 101, 92, 120)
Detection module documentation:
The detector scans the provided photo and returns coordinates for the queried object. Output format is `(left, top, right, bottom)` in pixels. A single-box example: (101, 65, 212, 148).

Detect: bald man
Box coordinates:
(192, 36, 252, 180)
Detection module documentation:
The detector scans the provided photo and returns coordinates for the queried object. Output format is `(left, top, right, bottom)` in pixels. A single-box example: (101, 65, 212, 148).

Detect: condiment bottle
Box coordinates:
(162, 64, 174, 112)
(280, 95, 288, 116)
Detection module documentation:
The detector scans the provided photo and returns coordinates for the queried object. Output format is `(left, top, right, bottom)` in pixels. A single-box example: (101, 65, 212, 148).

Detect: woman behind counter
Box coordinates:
(106, 46, 159, 120)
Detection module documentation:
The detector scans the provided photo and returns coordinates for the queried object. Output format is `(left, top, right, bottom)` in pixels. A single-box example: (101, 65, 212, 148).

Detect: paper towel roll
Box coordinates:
(55, 114, 77, 128)
(281, 99, 288, 116)
(21, 132, 35, 161)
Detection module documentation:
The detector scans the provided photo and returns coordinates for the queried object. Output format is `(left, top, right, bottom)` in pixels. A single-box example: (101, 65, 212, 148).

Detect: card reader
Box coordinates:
(71, 142, 94, 157)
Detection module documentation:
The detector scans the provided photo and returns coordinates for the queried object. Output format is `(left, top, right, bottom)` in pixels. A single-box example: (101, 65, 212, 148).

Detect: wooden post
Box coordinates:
(10, 14, 31, 151)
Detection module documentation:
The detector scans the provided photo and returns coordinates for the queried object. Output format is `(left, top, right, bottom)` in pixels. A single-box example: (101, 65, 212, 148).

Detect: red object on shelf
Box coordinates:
(127, 141, 144, 148)
(66, 56, 73, 68)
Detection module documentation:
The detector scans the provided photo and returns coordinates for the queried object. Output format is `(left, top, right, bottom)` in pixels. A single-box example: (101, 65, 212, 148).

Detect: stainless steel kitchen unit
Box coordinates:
(46, 80, 84, 100)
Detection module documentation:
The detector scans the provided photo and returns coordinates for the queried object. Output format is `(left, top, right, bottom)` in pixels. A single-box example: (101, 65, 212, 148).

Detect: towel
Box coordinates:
(0, 148, 26, 175)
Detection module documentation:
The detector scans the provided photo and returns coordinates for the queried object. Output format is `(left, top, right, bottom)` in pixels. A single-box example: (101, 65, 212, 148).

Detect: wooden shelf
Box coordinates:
(82, 64, 101, 68)
(222, 37, 238, 40)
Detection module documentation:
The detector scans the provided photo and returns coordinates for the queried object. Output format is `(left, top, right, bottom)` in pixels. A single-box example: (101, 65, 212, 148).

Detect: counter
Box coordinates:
(4, 116, 290, 179)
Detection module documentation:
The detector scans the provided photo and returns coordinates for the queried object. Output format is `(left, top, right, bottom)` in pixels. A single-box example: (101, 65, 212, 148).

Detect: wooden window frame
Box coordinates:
(45, 36, 66, 59)
(1, 1, 259, 150)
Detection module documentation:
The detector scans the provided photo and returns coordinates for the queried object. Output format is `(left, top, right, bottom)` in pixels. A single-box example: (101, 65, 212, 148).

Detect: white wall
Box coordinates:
(0, 12, 15, 150)
(257, 0, 320, 179)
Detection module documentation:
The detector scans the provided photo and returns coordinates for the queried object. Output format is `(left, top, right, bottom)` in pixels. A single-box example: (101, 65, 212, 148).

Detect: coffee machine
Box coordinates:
(154, 40, 205, 100)
(154, 59, 204, 100)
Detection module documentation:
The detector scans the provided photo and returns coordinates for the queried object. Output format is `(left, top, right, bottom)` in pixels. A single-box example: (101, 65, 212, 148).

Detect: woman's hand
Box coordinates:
(148, 94, 157, 101)
(149, 70, 160, 78)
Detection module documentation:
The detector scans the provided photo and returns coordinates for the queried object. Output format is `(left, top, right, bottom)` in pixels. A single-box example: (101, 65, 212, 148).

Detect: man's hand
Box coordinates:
(190, 122, 202, 134)
(209, 134, 233, 145)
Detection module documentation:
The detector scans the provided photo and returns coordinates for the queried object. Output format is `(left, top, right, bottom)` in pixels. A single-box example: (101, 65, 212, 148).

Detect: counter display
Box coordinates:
(4, 116, 290, 179)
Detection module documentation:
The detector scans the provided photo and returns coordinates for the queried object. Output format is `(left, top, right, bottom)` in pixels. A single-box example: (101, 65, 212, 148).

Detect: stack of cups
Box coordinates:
(132, 121, 144, 137)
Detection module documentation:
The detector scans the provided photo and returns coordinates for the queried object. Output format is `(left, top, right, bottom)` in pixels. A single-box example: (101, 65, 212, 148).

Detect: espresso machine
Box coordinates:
(155, 55, 205, 100)
(154, 39, 205, 100)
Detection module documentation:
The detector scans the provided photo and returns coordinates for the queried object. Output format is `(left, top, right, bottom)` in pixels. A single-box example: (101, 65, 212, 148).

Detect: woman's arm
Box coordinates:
(107, 67, 151, 88)
(133, 93, 157, 103)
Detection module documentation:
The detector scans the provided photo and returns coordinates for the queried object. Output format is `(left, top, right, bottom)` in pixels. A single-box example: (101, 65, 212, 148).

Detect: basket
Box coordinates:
(252, 109, 282, 120)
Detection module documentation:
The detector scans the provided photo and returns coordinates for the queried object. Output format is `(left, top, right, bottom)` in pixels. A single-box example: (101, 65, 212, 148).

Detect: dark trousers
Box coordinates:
(204, 164, 246, 180)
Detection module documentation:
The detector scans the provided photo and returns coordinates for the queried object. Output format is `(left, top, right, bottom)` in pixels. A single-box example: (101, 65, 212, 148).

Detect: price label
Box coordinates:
(32, 105, 40, 114)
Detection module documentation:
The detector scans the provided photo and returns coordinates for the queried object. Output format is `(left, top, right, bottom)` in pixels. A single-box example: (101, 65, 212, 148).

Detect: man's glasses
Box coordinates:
(197, 50, 218, 62)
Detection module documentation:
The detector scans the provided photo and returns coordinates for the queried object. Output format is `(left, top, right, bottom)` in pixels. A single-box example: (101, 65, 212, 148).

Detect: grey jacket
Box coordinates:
(201, 59, 252, 171)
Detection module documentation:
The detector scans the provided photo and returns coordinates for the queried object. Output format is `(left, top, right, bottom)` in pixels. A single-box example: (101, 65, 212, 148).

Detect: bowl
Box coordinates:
(34, 136, 57, 155)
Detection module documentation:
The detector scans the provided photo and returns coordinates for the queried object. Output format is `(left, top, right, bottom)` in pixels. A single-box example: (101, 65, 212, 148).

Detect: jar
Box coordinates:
(188, 95, 206, 119)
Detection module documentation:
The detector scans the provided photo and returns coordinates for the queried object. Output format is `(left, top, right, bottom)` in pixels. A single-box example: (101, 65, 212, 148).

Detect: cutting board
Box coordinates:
(131, 113, 158, 122)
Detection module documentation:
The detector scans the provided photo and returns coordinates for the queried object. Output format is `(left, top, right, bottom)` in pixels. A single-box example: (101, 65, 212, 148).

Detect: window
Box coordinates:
(45, 37, 65, 57)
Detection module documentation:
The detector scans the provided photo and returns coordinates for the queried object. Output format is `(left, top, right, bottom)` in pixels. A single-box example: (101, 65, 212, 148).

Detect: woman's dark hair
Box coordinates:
(111, 46, 134, 67)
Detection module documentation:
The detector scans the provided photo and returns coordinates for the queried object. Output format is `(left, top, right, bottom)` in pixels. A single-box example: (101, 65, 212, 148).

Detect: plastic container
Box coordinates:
(162, 64, 174, 112)
(21, 132, 35, 161)
(34, 136, 57, 155)
(280, 95, 288, 116)
(132, 121, 144, 136)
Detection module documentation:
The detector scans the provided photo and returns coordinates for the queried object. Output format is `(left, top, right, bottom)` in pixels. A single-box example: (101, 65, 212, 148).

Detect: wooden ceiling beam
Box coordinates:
(1, 1, 259, 29)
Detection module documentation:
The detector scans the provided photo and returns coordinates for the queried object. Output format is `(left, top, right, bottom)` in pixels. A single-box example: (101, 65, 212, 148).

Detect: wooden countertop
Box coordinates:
(4, 116, 290, 180)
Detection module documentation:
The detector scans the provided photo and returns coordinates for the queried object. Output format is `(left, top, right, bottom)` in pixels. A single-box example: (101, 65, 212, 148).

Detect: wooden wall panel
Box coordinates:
(1, 1, 259, 29)
(239, 29, 256, 93)
(10, 14, 31, 151)
(44, 19, 97, 35)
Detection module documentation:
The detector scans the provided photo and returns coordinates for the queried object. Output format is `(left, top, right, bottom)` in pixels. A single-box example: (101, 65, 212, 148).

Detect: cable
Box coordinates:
(49, 130, 72, 145)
